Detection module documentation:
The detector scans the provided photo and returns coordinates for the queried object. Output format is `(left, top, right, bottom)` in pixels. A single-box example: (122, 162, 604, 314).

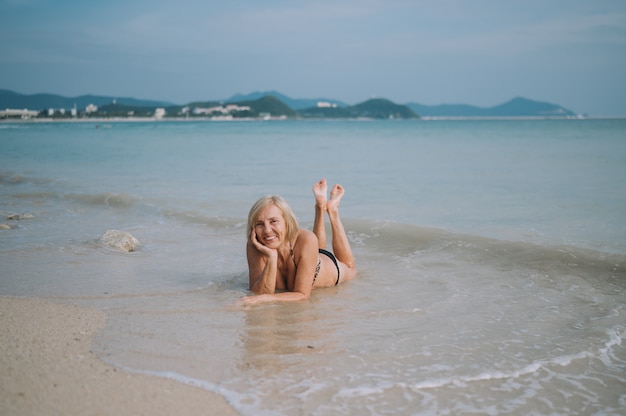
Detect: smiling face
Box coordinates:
(253, 204, 287, 249)
(247, 195, 299, 247)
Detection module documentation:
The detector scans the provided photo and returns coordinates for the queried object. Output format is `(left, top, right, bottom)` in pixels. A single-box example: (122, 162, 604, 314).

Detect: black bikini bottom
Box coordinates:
(319, 248, 340, 286)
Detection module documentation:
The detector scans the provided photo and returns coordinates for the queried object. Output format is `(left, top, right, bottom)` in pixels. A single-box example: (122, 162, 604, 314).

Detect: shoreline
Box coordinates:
(2, 115, 626, 123)
(0, 296, 238, 416)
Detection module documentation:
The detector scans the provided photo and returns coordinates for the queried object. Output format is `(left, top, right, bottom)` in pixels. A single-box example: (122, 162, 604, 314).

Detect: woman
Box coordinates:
(241, 179, 356, 305)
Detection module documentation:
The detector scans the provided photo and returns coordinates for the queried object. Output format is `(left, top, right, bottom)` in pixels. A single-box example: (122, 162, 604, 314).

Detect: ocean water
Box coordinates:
(1, 119, 625, 415)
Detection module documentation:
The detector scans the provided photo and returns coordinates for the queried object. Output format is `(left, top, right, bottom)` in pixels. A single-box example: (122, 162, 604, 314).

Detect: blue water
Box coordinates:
(1, 119, 625, 415)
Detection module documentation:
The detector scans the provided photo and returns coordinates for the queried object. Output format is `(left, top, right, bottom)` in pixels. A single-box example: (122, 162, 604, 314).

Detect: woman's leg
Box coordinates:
(312, 179, 328, 250)
(327, 184, 356, 272)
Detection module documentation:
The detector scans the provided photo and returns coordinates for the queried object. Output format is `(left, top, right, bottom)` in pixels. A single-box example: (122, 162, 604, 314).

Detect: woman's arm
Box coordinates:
(239, 291, 308, 306)
(242, 230, 318, 306)
(247, 230, 278, 294)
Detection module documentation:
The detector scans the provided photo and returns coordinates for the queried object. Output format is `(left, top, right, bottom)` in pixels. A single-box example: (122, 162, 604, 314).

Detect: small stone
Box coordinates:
(99, 230, 141, 252)
(0, 224, 11, 230)
(7, 212, 34, 220)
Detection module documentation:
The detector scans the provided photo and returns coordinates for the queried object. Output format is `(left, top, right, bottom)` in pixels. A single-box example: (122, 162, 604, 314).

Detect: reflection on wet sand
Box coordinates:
(239, 296, 340, 372)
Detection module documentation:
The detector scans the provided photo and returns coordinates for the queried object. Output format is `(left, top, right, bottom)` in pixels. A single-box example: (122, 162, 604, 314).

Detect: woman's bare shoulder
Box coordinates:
(294, 229, 318, 250)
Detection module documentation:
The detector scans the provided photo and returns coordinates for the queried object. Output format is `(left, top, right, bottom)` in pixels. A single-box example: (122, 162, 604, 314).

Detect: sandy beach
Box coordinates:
(0, 296, 238, 416)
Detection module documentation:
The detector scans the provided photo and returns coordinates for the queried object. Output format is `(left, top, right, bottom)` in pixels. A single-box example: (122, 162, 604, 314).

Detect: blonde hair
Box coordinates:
(247, 195, 299, 243)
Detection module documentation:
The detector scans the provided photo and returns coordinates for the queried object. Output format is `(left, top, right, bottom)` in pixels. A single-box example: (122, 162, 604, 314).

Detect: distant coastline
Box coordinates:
(1, 89, 590, 120)
(4, 115, 625, 124)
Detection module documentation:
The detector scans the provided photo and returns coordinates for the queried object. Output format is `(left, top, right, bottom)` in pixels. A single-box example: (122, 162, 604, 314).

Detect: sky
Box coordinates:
(1, 0, 625, 115)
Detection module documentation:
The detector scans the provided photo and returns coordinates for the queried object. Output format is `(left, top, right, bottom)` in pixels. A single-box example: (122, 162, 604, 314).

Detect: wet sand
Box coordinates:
(0, 296, 238, 416)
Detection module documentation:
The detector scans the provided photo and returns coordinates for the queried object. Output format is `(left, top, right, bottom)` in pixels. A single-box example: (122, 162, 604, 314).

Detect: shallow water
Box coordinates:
(1, 119, 625, 414)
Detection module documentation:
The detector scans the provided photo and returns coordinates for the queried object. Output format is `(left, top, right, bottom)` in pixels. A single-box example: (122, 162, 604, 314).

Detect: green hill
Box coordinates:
(79, 96, 296, 119)
(299, 98, 419, 119)
(350, 98, 419, 119)
(228, 91, 347, 110)
(237, 95, 297, 117)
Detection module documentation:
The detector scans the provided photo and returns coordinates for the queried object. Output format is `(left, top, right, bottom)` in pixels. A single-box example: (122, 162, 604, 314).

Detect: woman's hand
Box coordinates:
(238, 294, 271, 307)
(250, 228, 277, 259)
(236, 292, 308, 307)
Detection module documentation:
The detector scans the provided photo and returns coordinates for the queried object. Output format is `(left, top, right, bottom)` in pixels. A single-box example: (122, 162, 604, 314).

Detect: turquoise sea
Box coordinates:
(1, 119, 625, 415)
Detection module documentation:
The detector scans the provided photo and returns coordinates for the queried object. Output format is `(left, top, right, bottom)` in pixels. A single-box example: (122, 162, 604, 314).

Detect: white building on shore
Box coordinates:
(154, 108, 166, 119)
(0, 108, 40, 119)
(192, 104, 251, 116)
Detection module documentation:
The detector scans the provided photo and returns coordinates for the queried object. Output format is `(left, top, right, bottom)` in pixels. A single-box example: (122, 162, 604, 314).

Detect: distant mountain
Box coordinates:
(230, 93, 576, 118)
(0, 89, 174, 111)
(406, 97, 576, 117)
(1, 88, 579, 118)
(298, 98, 418, 119)
(228, 91, 347, 110)
(185, 95, 297, 117)
(235, 95, 297, 117)
(92, 95, 296, 119)
(350, 98, 418, 119)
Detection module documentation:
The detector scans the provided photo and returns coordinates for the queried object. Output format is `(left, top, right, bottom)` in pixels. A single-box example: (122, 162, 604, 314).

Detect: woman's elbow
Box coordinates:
(250, 280, 274, 295)
(293, 289, 310, 301)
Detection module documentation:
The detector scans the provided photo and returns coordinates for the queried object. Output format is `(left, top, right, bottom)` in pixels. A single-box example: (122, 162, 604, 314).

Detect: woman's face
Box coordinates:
(253, 204, 287, 249)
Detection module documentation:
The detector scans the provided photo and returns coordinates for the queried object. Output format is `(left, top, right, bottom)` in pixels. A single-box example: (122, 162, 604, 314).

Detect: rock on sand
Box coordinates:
(7, 213, 35, 220)
(100, 230, 141, 252)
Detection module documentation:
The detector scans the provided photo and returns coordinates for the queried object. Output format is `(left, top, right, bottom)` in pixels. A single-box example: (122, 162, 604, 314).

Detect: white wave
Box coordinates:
(410, 324, 626, 391)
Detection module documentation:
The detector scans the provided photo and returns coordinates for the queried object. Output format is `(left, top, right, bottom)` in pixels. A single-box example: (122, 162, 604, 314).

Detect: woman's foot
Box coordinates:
(313, 178, 328, 209)
(327, 184, 344, 213)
